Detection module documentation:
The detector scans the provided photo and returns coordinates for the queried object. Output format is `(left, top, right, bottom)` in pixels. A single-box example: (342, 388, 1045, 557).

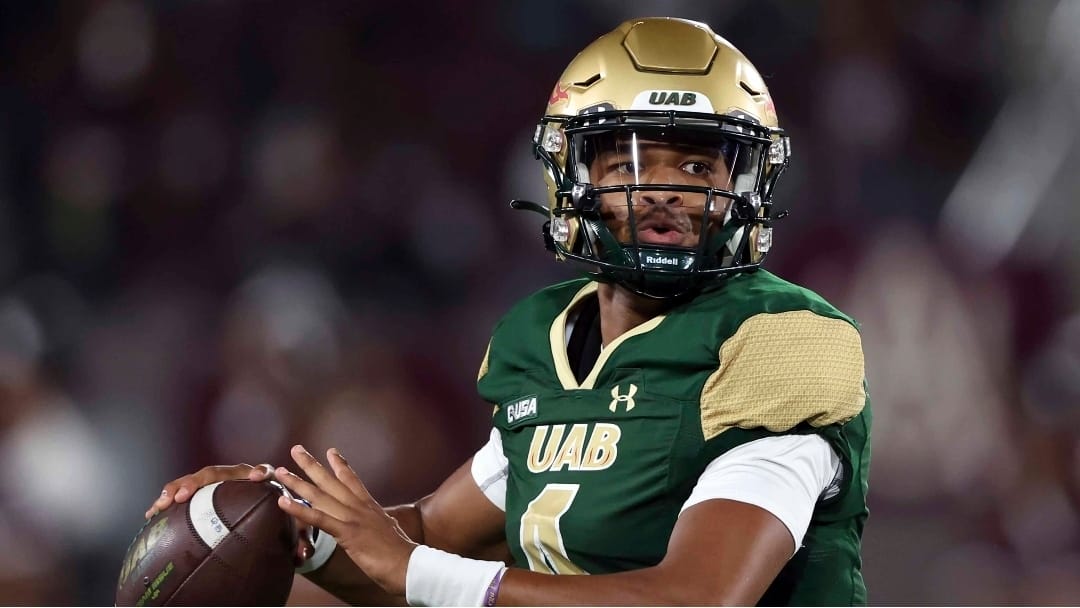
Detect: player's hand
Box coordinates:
(146, 463, 275, 518)
(146, 463, 316, 567)
(274, 445, 417, 596)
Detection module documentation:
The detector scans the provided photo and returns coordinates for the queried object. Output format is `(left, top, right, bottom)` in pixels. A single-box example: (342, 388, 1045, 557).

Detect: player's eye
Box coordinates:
(610, 161, 640, 175)
(681, 161, 713, 176)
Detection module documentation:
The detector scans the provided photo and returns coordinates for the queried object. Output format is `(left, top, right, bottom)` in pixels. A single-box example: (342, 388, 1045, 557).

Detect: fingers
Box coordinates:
(278, 493, 344, 539)
(295, 528, 315, 566)
(276, 445, 383, 525)
(145, 464, 256, 520)
(145, 489, 171, 520)
(272, 466, 321, 503)
(288, 445, 339, 490)
(248, 463, 275, 481)
(327, 448, 375, 504)
(274, 463, 351, 522)
(287, 445, 360, 508)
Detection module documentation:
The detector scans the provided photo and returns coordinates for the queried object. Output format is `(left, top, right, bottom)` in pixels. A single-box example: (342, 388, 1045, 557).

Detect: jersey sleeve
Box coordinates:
(698, 310, 866, 446)
(469, 428, 508, 511)
(680, 434, 840, 551)
(477, 337, 493, 383)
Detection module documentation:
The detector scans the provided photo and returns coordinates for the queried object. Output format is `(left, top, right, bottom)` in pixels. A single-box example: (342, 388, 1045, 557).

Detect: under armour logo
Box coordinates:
(609, 384, 638, 412)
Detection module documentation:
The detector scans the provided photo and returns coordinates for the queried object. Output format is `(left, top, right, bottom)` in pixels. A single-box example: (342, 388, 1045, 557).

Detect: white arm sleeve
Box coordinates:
(680, 434, 841, 550)
(469, 427, 508, 511)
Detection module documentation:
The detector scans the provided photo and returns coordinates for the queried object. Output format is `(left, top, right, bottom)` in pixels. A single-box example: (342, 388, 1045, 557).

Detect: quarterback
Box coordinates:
(148, 17, 871, 606)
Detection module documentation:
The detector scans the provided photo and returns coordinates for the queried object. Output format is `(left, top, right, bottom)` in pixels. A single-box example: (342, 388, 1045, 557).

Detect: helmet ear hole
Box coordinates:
(733, 173, 756, 195)
(575, 162, 590, 184)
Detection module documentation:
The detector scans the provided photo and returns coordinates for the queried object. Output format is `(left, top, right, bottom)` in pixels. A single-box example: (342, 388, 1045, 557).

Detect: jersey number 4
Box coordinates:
(519, 483, 587, 574)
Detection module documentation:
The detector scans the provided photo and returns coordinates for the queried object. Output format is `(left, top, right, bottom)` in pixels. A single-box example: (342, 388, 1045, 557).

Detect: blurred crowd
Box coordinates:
(0, 0, 1078, 604)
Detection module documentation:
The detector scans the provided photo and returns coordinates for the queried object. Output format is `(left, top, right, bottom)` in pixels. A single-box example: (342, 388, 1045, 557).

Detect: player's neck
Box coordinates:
(596, 283, 673, 347)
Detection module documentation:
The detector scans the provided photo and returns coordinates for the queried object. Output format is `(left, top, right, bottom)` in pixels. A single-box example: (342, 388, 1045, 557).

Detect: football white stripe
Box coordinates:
(189, 481, 229, 549)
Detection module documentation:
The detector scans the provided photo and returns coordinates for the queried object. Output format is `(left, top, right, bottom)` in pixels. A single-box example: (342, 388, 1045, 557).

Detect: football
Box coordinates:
(116, 480, 298, 606)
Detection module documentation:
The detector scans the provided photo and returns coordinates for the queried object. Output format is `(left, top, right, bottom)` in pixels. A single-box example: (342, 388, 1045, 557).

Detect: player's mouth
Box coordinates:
(635, 217, 687, 246)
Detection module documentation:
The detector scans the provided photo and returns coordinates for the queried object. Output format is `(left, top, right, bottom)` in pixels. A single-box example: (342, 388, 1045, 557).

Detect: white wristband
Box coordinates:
(405, 545, 505, 607)
(295, 529, 337, 574)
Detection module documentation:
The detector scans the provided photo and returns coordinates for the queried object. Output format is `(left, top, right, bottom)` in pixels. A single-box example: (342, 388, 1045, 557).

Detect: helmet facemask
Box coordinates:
(535, 109, 787, 299)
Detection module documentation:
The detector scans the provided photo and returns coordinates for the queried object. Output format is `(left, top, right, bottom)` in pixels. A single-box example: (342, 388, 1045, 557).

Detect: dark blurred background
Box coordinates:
(1, 0, 1079, 604)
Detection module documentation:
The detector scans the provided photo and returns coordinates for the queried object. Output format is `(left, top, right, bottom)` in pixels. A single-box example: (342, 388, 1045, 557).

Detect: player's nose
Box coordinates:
(637, 190, 682, 206)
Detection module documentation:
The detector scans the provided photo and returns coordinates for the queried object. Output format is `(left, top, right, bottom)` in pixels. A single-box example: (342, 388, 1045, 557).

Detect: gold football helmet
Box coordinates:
(513, 17, 791, 298)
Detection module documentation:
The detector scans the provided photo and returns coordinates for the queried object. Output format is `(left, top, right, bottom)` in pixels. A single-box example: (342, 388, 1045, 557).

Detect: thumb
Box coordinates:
(248, 463, 275, 481)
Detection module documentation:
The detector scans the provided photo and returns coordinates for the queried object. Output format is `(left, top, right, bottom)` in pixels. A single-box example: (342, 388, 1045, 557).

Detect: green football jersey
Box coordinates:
(477, 270, 871, 606)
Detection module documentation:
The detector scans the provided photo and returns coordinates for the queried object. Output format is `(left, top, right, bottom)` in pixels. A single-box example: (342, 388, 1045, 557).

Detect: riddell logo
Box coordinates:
(645, 254, 679, 266)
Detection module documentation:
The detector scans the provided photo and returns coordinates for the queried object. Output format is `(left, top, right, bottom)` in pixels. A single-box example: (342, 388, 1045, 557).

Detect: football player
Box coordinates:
(148, 17, 870, 606)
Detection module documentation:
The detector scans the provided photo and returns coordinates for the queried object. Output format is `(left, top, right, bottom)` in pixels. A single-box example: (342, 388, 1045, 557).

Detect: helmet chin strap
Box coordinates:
(721, 174, 760, 256)
(581, 216, 634, 268)
(717, 184, 766, 255)
(509, 199, 551, 217)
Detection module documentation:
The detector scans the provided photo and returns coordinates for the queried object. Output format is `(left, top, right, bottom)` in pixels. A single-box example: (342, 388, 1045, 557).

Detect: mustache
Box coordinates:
(606, 205, 717, 226)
